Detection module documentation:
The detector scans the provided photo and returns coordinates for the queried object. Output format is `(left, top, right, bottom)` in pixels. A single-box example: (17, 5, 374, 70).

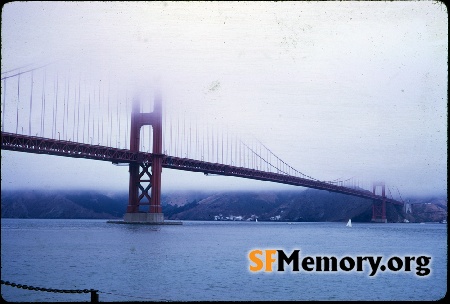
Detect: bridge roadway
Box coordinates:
(1, 132, 403, 205)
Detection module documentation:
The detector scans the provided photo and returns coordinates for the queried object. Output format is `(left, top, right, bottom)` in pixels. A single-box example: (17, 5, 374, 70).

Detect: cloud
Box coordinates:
(1, 1, 447, 198)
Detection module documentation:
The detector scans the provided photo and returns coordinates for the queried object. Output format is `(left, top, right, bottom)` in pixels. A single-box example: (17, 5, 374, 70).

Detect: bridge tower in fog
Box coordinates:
(404, 202, 412, 214)
(124, 94, 164, 223)
(372, 182, 387, 223)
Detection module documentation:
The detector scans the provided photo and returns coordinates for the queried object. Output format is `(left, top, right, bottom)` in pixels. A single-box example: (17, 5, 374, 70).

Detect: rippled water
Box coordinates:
(1, 219, 447, 301)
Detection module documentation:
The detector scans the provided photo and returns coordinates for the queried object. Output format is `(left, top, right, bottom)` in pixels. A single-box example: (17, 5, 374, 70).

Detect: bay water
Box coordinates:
(1, 219, 447, 301)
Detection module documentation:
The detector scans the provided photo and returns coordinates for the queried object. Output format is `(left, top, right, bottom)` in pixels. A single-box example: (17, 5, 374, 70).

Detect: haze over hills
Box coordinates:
(1, 189, 447, 223)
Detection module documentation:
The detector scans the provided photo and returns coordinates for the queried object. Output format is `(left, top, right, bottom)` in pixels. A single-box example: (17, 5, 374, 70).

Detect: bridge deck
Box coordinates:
(1, 132, 403, 205)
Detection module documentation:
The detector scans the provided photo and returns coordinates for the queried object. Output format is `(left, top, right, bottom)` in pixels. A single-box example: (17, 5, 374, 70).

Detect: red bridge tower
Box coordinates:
(123, 94, 164, 223)
(372, 182, 387, 223)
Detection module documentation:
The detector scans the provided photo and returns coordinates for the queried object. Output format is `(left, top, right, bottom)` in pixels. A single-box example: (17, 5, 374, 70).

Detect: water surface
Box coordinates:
(1, 219, 447, 301)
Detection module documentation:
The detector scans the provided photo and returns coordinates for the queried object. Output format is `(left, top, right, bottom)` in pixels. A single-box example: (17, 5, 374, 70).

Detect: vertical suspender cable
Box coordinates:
(251, 139, 253, 169)
(211, 124, 214, 162)
(109, 88, 112, 147)
(2, 78, 6, 132)
(234, 134, 239, 167)
(247, 138, 250, 168)
(66, 76, 70, 140)
(96, 88, 99, 144)
(108, 85, 112, 147)
(83, 92, 86, 143)
(216, 124, 219, 163)
(16, 74, 20, 134)
(118, 96, 121, 149)
(107, 83, 110, 147)
(51, 74, 54, 138)
(40, 72, 44, 136)
(206, 123, 209, 161)
(226, 128, 228, 165)
(66, 77, 70, 140)
(170, 111, 173, 155)
(43, 71, 47, 137)
(149, 101, 152, 152)
(253, 140, 256, 169)
(230, 131, 233, 165)
(163, 97, 166, 153)
(28, 72, 33, 136)
(125, 91, 129, 150)
(142, 111, 145, 151)
(182, 115, 185, 157)
(201, 120, 204, 160)
(196, 120, 198, 159)
(72, 77, 76, 141)
(239, 135, 241, 168)
(98, 83, 104, 146)
(176, 114, 179, 157)
(52, 77, 55, 138)
(92, 90, 95, 144)
(77, 80, 80, 142)
(98, 84, 101, 144)
(88, 92, 91, 144)
(259, 144, 262, 171)
(55, 75, 59, 139)
(62, 78, 66, 139)
(189, 119, 192, 159)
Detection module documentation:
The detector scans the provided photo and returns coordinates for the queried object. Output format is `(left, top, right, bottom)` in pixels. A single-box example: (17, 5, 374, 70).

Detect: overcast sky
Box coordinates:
(1, 1, 447, 198)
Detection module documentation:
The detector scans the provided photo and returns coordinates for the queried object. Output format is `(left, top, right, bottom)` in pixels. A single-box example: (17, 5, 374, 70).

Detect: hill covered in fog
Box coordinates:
(1, 189, 447, 223)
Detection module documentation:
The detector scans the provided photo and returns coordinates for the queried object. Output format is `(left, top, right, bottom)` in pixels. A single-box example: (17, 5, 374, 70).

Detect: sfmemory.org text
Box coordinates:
(248, 249, 431, 276)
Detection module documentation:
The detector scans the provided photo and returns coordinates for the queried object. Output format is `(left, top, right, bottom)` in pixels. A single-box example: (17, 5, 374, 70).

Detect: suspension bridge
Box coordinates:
(1, 62, 404, 223)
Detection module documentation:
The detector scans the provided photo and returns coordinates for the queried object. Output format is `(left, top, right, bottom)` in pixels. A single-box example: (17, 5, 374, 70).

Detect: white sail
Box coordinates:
(346, 219, 352, 227)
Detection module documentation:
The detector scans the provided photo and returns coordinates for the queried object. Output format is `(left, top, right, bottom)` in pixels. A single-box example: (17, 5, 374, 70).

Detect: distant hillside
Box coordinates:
(1, 189, 447, 223)
(1, 190, 126, 219)
(405, 198, 448, 223)
(161, 190, 215, 207)
(164, 189, 404, 222)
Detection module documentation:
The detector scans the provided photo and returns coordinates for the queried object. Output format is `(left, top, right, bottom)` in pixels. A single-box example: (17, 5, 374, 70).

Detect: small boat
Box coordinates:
(346, 219, 352, 227)
(255, 218, 258, 222)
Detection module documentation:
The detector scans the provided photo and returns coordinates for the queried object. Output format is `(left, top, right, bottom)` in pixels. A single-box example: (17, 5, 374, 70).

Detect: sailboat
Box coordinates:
(346, 219, 352, 227)
(256, 218, 258, 222)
